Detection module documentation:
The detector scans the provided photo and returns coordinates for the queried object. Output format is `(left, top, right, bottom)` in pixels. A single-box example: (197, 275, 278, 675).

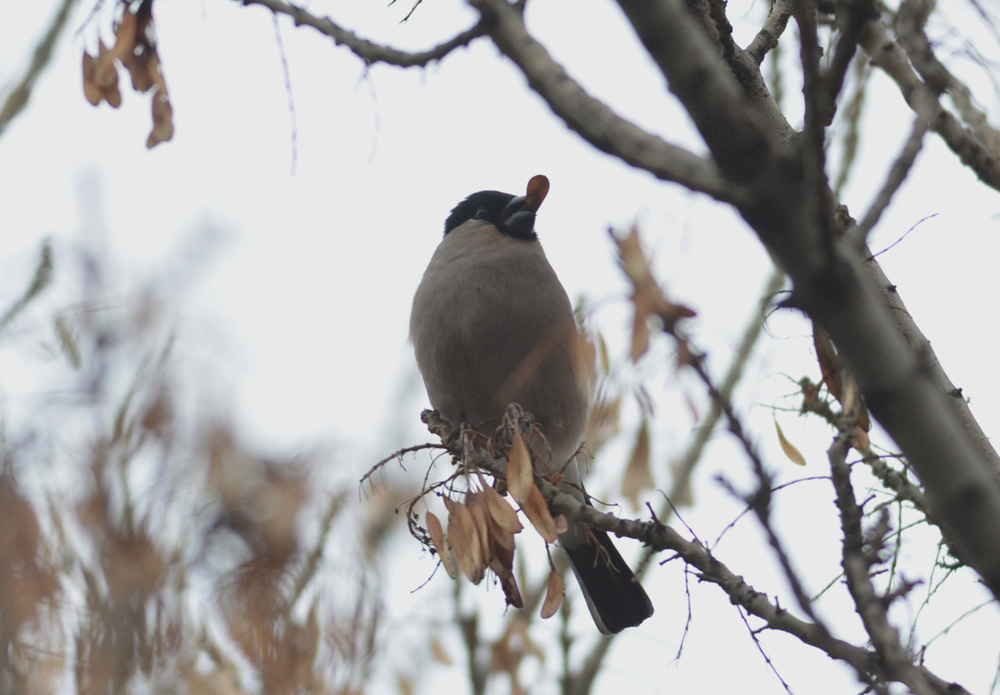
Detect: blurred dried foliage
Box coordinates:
(0, 238, 401, 695)
(81, 0, 174, 148)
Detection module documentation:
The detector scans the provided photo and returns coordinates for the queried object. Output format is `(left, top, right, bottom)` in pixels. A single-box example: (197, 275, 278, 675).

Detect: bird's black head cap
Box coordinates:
(444, 190, 538, 241)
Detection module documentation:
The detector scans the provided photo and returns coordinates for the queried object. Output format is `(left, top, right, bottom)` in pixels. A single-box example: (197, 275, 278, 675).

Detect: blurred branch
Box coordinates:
(239, 0, 485, 67)
(859, 116, 928, 235)
(0, 0, 74, 138)
(821, 0, 878, 126)
(468, 0, 747, 206)
(0, 240, 53, 338)
(895, 0, 1000, 155)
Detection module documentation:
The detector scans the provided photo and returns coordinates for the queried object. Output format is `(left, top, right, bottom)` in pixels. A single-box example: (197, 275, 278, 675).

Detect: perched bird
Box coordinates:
(410, 175, 653, 634)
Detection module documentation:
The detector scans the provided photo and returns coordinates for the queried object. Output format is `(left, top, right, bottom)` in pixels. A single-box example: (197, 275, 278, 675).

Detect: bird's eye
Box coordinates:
(474, 208, 489, 220)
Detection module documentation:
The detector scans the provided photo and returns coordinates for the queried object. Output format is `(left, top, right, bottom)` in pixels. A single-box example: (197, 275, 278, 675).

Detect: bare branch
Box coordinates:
(615, 0, 791, 185)
(468, 0, 746, 205)
(864, 452, 930, 518)
(452, 432, 965, 694)
(860, 20, 1000, 191)
(584, 266, 786, 678)
(793, 0, 835, 230)
(239, 0, 484, 67)
(820, 0, 879, 125)
(747, 0, 795, 65)
(604, 0, 1000, 599)
(859, 116, 928, 235)
(0, 0, 75, 138)
(828, 425, 937, 695)
(895, 0, 1000, 155)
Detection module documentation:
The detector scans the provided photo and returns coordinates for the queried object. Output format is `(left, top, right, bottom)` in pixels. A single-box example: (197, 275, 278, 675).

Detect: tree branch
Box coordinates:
(239, 0, 484, 67)
(608, 0, 1000, 599)
(860, 20, 1000, 192)
(747, 0, 794, 65)
(820, 0, 878, 126)
(467, 0, 747, 206)
(894, 0, 1000, 156)
(829, 424, 937, 695)
(419, 409, 968, 694)
(859, 115, 928, 234)
(0, 0, 75, 138)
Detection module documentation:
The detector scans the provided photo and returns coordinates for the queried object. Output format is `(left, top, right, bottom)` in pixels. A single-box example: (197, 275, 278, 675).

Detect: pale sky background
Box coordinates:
(3, 1, 1000, 693)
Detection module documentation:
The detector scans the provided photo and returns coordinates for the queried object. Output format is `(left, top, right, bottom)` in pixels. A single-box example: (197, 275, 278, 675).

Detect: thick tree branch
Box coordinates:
(860, 20, 1000, 192)
(608, 0, 1000, 599)
(467, 0, 747, 206)
(615, 0, 791, 185)
(239, 0, 484, 67)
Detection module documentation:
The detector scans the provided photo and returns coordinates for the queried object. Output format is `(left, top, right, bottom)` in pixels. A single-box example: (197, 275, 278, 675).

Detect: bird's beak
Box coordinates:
(501, 175, 550, 239)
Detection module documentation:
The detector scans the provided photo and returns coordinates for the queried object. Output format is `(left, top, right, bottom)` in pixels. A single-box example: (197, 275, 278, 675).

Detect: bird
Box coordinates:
(409, 174, 653, 634)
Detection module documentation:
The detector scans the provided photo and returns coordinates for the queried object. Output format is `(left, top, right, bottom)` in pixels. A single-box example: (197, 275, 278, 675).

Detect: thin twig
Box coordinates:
(469, 0, 747, 206)
(828, 420, 937, 695)
(240, 0, 485, 67)
(859, 117, 928, 235)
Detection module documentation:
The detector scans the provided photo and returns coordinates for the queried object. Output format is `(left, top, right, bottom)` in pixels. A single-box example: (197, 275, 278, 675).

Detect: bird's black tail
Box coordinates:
(563, 529, 654, 634)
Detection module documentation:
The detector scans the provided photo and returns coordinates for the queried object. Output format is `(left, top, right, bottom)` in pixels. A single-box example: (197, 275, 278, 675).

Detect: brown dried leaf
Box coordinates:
(128, 50, 156, 92)
(397, 674, 415, 695)
(430, 635, 453, 665)
(426, 511, 455, 579)
(147, 92, 174, 148)
(507, 430, 533, 505)
(94, 40, 119, 91)
(500, 573, 524, 609)
(621, 417, 653, 509)
(480, 480, 522, 535)
(775, 420, 807, 466)
(111, 7, 139, 61)
(82, 52, 102, 106)
(630, 293, 652, 363)
(540, 570, 565, 619)
(813, 322, 843, 401)
(522, 483, 558, 544)
(852, 426, 871, 454)
(858, 402, 871, 432)
(444, 496, 485, 584)
(466, 493, 493, 572)
(82, 42, 123, 109)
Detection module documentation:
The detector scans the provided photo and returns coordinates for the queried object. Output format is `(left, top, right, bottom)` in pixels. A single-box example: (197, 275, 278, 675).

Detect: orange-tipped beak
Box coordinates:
(524, 174, 550, 213)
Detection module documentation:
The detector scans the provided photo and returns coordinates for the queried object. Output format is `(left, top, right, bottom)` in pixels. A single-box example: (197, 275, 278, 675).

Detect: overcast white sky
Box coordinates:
(3, 1, 1000, 693)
